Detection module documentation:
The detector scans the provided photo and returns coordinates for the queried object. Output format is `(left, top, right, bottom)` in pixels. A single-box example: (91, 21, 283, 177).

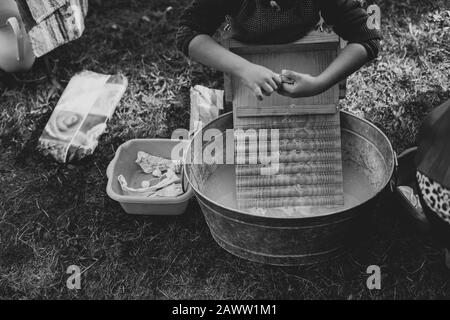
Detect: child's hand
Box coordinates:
(279, 70, 326, 98)
(238, 63, 282, 100)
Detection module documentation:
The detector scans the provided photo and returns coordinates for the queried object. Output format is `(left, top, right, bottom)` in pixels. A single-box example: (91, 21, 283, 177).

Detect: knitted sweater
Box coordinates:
(177, 0, 381, 60)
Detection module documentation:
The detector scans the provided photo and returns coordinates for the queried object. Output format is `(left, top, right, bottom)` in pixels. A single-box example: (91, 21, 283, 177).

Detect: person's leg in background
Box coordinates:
(0, 0, 35, 72)
(416, 171, 450, 269)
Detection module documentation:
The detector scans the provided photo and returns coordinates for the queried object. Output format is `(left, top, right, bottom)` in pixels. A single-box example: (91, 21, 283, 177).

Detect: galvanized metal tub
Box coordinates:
(184, 111, 395, 266)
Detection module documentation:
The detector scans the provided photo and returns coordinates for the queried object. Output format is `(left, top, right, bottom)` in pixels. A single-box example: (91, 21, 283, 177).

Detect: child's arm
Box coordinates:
(189, 35, 282, 100)
(177, 0, 281, 100)
(280, 43, 368, 98)
(280, 0, 381, 98)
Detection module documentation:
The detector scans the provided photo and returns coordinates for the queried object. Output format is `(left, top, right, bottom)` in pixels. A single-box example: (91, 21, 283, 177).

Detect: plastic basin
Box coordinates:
(106, 139, 193, 215)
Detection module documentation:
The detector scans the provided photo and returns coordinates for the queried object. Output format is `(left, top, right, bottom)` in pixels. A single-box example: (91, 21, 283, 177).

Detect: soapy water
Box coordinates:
(203, 164, 376, 218)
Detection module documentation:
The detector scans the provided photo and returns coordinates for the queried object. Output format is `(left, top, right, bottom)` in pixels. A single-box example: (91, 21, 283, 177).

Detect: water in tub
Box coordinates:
(203, 163, 376, 218)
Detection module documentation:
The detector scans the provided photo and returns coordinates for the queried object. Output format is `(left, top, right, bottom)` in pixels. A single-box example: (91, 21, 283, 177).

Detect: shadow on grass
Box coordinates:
(366, 89, 450, 152)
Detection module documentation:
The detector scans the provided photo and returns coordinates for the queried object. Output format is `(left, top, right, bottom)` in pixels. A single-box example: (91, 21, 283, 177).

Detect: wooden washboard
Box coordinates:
(224, 31, 346, 212)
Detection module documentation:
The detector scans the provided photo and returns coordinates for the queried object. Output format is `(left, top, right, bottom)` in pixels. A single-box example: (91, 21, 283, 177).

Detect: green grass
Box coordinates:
(0, 0, 449, 299)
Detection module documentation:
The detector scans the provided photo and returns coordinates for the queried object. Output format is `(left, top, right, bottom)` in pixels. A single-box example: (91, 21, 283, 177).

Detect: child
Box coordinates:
(415, 99, 450, 268)
(176, 0, 381, 100)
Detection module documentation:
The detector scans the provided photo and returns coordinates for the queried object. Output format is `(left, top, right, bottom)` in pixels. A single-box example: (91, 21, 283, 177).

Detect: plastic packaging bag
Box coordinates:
(38, 70, 128, 163)
(189, 85, 223, 135)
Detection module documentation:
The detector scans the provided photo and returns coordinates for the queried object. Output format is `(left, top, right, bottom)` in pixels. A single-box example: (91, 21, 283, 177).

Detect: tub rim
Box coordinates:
(184, 110, 395, 221)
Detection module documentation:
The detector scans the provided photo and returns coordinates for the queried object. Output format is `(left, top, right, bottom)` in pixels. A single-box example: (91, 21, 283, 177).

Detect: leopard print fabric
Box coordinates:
(417, 171, 450, 224)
